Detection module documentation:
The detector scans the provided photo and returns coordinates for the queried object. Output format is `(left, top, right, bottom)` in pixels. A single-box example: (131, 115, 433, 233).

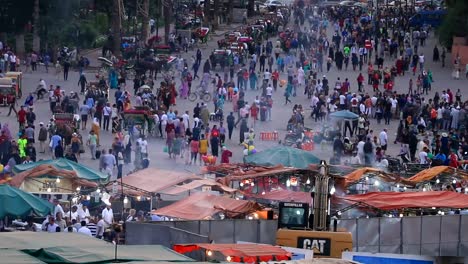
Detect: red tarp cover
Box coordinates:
(337, 191, 468, 210)
(173, 243, 291, 259)
(152, 192, 262, 220)
(249, 190, 311, 204)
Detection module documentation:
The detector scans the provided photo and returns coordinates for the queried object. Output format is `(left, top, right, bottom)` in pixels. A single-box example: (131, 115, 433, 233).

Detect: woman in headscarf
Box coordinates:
(91, 118, 101, 146)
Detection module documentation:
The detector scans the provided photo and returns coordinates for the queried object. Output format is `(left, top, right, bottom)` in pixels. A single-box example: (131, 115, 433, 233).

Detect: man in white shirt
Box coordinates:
(419, 147, 429, 164)
(46, 217, 59, 233)
(78, 221, 92, 236)
(96, 215, 105, 239)
(339, 94, 346, 110)
(53, 199, 65, 218)
(182, 111, 190, 129)
(263, 69, 272, 82)
(102, 204, 114, 228)
(160, 112, 168, 138)
(356, 139, 365, 162)
(138, 136, 148, 158)
(266, 84, 273, 97)
(103, 103, 112, 131)
(418, 53, 425, 70)
(70, 205, 79, 221)
(379, 129, 388, 154)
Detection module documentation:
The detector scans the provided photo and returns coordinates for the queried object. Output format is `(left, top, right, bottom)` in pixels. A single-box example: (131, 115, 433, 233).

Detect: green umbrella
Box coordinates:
(0, 184, 52, 218)
(243, 146, 321, 169)
(329, 110, 359, 120)
(13, 158, 108, 182)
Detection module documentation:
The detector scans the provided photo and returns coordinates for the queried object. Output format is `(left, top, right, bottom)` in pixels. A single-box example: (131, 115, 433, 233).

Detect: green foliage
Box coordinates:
(94, 12, 109, 33)
(438, 0, 468, 48)
(0, 0, 34, 33)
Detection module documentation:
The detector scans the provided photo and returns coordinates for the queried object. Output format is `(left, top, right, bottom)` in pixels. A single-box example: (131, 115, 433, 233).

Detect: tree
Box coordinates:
(438, 0, 468, 48)
(203, 0, 211, 25)
(32, 0, 40, 52)
(139, 0, 150, 43)
(247, 0, 255, 17)
(213, 0, 220, 30)
(111, 0, 122, 56)
(163, 0, 172, 44)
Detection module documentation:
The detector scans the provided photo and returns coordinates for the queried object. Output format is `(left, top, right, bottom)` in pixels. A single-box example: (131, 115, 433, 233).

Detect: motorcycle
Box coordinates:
(282, 130, 311, 147)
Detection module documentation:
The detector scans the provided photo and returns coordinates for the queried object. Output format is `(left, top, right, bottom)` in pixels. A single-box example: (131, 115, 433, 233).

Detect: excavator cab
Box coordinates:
(275, 161, 353, 258)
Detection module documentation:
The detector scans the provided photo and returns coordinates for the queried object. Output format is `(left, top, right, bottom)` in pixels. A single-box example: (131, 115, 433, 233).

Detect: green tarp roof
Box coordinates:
(244, 146, 321, 169)
(0, 184, 52, 218)
(0, 249, 47, 264)
(0, 232, 195, 264)
(13, 158, 108, 182)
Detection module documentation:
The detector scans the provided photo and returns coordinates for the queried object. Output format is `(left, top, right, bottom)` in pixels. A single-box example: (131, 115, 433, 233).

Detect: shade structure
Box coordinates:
(152, 192, 262, 220)
(329, 110, 359, 120)
(0, 184, 52, 218)
(13, 158, 108, 182)
(244, 146, 321, 168)
(109, 168, 202, 195)
(337, 191, 468, 211)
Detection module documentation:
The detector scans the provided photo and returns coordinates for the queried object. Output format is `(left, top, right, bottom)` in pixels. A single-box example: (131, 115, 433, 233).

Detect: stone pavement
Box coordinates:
(4, 21, 468, 179)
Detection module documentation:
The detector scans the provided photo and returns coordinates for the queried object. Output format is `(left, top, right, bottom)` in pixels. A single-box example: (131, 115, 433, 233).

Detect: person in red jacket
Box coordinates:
(357, 73, 364, 92)
(18, 106, 27, 130)
(221, 146, 232, 164)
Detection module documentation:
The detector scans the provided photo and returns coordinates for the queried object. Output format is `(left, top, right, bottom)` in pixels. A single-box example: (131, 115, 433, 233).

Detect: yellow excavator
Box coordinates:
(276, 161, 353, 258)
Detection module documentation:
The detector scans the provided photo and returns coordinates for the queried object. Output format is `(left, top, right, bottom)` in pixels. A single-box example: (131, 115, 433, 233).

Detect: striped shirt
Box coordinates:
(87, 223, 97, 237)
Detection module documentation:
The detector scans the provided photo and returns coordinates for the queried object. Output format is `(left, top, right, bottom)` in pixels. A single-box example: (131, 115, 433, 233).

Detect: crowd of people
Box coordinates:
(2, 0, 468, 234)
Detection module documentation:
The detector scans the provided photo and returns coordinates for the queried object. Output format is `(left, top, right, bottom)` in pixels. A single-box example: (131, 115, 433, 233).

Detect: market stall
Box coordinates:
(11, 159, 107, 194)
(173, 243, 291, 263)
(152, 192, 262, 220)
(243, 146, 321, 169)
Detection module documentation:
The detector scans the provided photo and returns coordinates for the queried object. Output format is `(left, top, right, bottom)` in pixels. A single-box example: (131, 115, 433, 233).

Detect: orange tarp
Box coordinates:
(337, 191, 468, 210)
(342, 167, 398, 187)
(152, 192, 262, 220)
(9, 164, 98, 188)
(173, 243, 291, 258)
(401, 166, 468, 186)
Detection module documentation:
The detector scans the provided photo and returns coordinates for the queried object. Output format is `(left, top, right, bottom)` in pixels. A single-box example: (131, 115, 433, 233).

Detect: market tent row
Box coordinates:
(173, 243, 291, 262)
(0, 184, 52, 218)
(11, 159, 108, 193)
(152, 192, 262, 220)
(206, 164, 308, 186)
(336, 191, 468, 211)
(243, 146, 321, 169)
(105, 168, 234, 197)
(0, 232, 196, 264)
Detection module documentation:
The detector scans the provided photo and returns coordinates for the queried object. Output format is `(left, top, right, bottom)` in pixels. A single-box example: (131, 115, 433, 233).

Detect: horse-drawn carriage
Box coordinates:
(192, 27, 210, 44)
(122, 106, 157, 136)
(217, 32, 241, 49)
